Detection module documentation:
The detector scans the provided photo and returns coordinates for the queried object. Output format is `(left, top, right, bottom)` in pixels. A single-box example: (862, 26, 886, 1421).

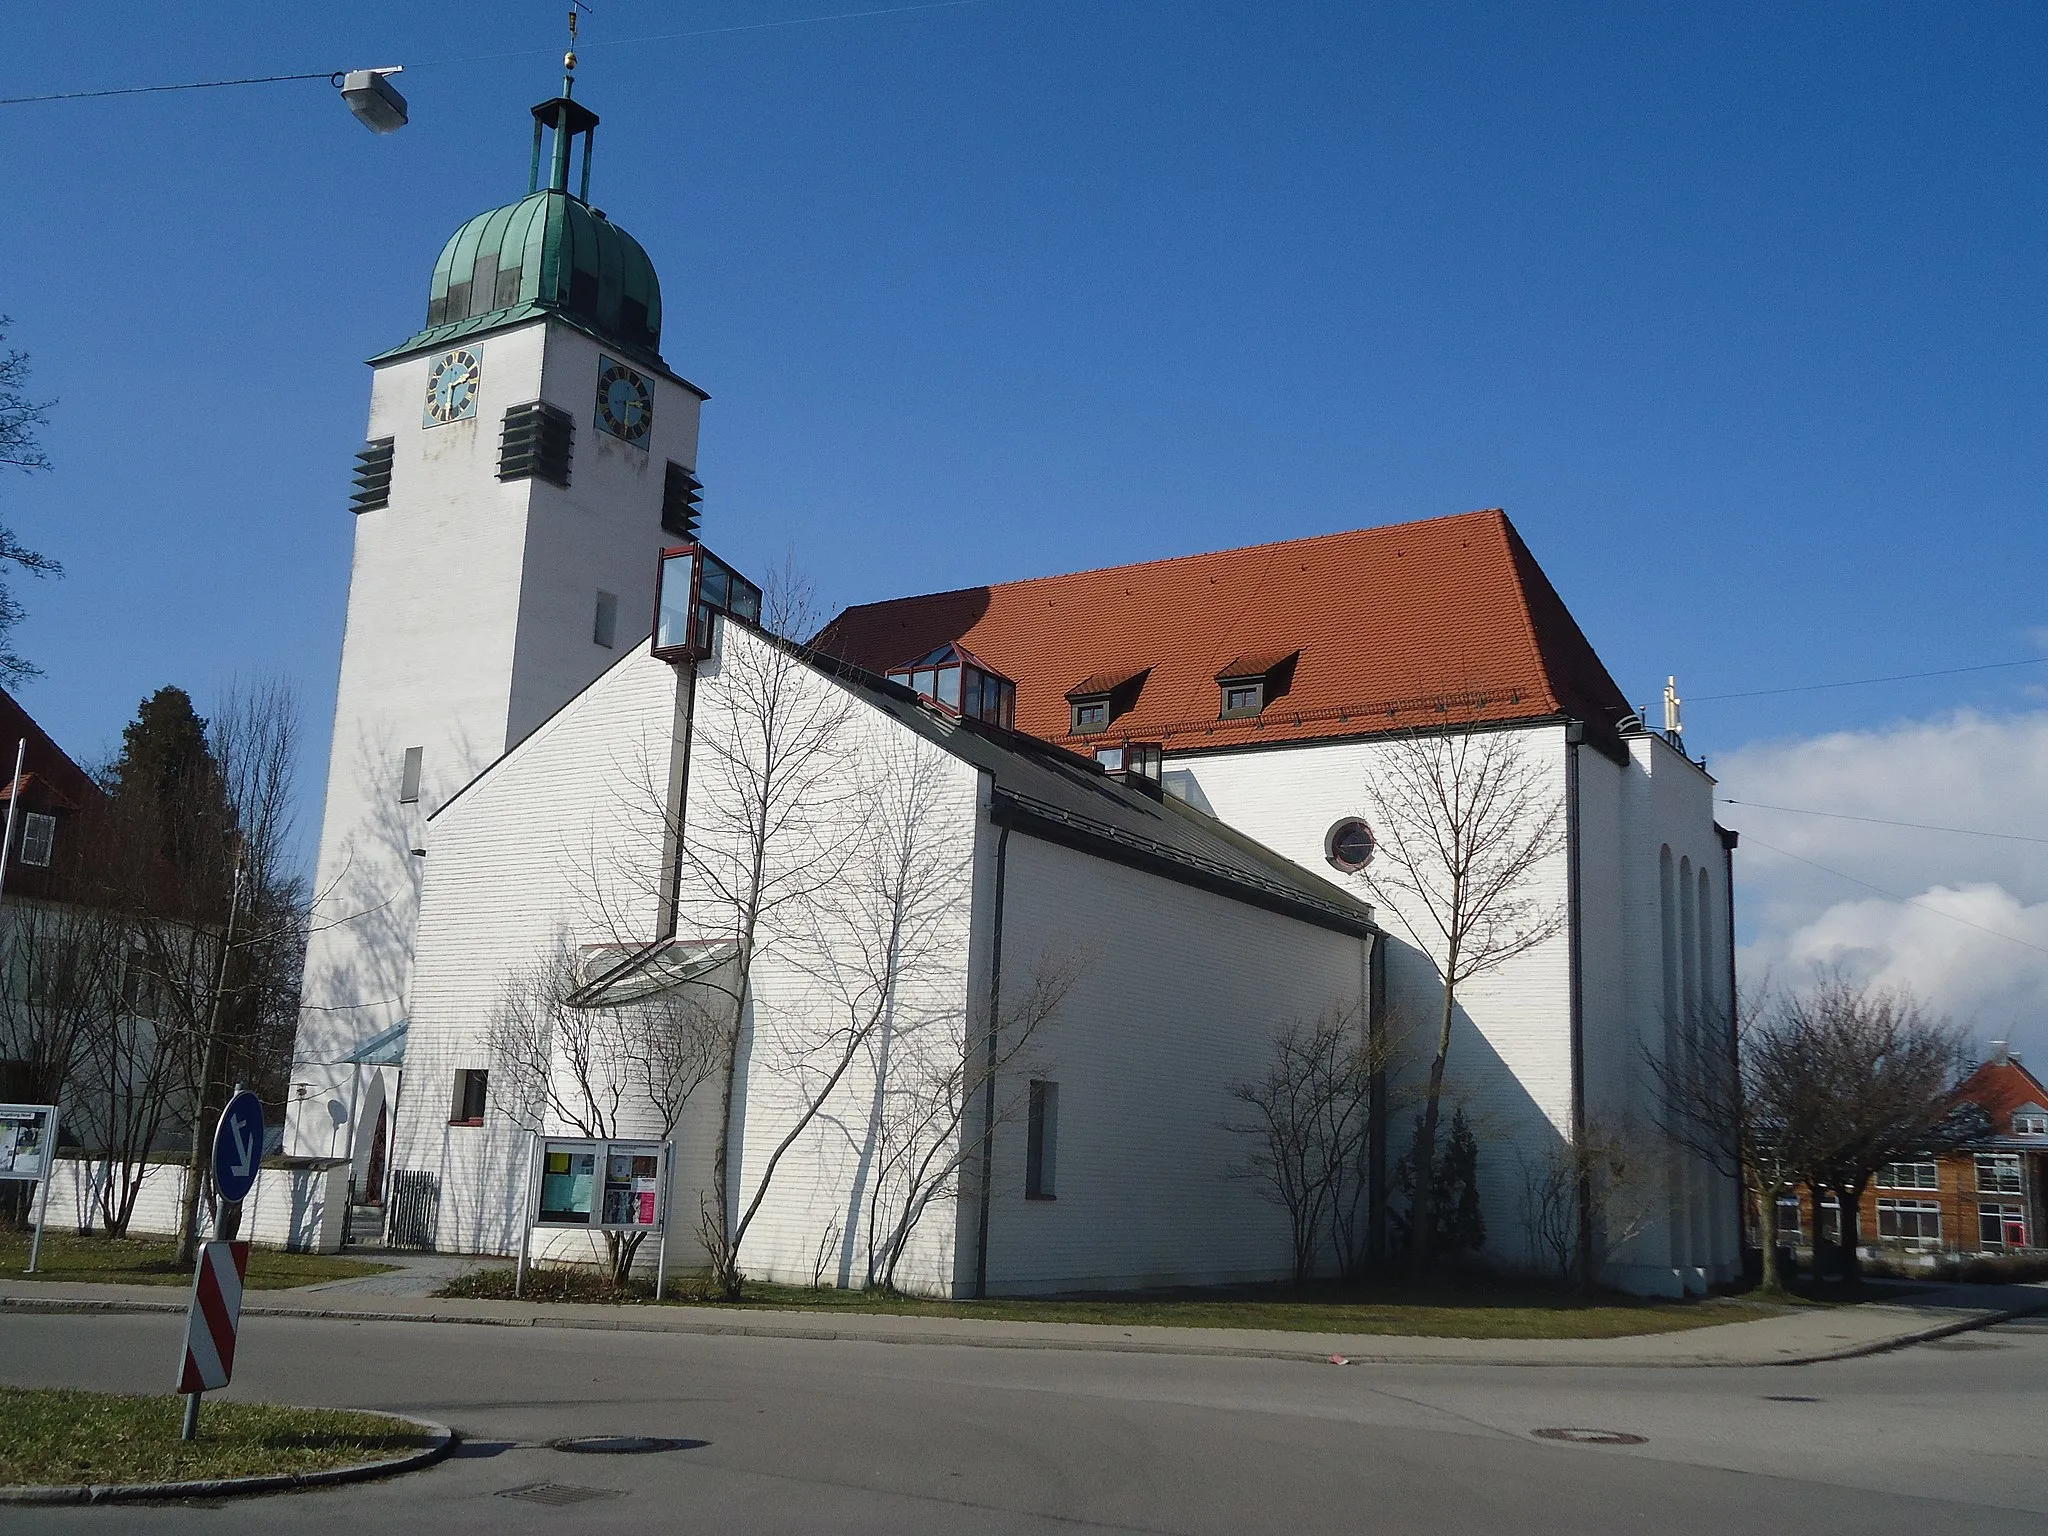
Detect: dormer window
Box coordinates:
(1094, 742, 1162, 780)
(1064, 668, 1149, 738)
(2016, 1108, 2048, 1137)
(1215, 651, 1298, 720)
(887, 644, 1016, 729)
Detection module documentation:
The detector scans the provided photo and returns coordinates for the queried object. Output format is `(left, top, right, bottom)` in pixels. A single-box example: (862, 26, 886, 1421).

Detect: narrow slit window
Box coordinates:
(399, 746, 423, 805)
(593, 590, 618, 649)
(1026, 1080, 1059, 1199)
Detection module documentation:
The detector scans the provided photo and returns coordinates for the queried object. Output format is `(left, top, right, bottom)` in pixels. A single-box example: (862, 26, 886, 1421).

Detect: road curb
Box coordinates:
(5, 1289, 2044, 1368)
(0, 1411, 454, 1505)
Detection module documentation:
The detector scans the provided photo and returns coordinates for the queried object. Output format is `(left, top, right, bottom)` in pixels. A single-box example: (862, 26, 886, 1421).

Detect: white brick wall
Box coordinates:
(977, 833, 1370, 1294)
(1176, 722, 1741, 1293)
(39, 1158, 349, 1253)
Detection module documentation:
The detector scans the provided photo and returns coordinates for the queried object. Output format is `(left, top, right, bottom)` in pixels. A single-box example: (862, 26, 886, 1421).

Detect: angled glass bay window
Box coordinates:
(652, 544, 764, 662)
(887, 643, 1015, 729)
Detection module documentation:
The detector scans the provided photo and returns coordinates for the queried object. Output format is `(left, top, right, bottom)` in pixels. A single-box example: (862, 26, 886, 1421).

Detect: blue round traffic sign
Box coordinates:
(212, 1090, 265, 1205)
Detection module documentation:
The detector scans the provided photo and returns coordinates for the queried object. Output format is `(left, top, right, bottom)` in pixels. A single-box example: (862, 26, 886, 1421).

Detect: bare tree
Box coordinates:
(1226, 1005, 1379, 1284)
(486, 935, 725, 1286)
(1518, 1114, 1662, 1288)
(1355, 723, 1565, 1271)
(0, 316, 61, 685)
(73, 936, 182, 1237)
(851, 958, 1075, 1292)
(1748, 974, 1974, 1288)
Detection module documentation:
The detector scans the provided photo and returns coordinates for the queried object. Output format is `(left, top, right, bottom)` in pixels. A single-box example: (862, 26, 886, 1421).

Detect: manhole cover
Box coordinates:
(550, 1436, 703, 1455)
(497, 1483, 624, 1506)
(1531, 1427, 1647, 1446)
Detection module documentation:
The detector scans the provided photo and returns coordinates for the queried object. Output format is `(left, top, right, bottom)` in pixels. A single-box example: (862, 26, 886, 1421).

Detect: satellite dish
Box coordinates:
(338, 67, 407, 133)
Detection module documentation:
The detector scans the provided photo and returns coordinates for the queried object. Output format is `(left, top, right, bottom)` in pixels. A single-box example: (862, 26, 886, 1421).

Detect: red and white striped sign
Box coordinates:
(177, 1240, 249, 1394)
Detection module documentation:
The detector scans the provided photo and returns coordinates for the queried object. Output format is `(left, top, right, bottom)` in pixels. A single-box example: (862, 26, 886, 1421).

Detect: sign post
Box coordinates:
(178, 1092, 264, 1440)
(0, 1103, 59, 1274)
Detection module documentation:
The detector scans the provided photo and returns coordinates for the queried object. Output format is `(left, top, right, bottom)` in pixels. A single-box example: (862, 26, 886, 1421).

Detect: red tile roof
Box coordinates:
(816, 509, 1635, 755)
(1958, 1054, 2048, 1129)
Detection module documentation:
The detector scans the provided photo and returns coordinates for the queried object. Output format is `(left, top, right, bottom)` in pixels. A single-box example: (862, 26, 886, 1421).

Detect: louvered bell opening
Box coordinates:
(661, 462, 702, 540)
(498, 401, 574, 487)
(350, 437, 395, 513)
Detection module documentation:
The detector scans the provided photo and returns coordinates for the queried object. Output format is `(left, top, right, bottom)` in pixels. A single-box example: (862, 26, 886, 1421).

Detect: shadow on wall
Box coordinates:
(1374, 933, 1592, 1283)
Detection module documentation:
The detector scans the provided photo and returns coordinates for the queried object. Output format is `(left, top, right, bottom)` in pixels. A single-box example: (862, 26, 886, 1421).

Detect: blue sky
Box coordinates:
(5, 2, 2045, 1047)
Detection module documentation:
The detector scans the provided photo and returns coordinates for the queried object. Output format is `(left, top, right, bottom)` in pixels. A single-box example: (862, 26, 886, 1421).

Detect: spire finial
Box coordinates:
(564, 2, 589, 96)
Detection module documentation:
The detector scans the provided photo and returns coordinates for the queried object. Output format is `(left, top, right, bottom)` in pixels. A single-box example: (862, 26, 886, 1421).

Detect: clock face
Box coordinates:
(595, 357, 653, 447)
(423, 348, 482, 426)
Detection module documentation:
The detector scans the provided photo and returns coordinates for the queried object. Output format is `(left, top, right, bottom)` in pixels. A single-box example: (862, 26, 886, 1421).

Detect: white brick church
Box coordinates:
(288, 83, 1739, 1297)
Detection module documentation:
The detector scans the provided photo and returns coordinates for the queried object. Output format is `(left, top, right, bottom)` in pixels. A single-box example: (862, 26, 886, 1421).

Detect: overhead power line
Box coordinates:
(1738, 835, 2048, 959)
(1718, 799, 2048, 846)
(0, 69, 338, 107)
(1693, 656, 2048, 703)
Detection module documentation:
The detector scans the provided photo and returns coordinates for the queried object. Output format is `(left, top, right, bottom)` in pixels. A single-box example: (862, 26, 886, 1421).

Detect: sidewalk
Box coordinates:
(4, 1273, 2041, 1368)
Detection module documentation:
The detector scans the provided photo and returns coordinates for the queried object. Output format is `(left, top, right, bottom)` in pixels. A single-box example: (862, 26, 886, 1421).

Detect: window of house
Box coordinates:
(1876, 1198, 1941, 1245)
(593, 590, 618, 649)
(450, 1069, 488, 1126)
(1026, 1080, 1059, 1199)
(120, 945, 158, 1020)
(2014, 1109, 2048, 1136)
(1071, 699, 1108, 735)
(1976, 1153, 2023, 1195)
(1878, 1161, 1939, 1191)
(18, 812, 55, 868)
(1979, 1202, 2027, 1250)
(1324, 818, 1376, 873)
(1772, 1195, 1803, 1242)
(399, 746, 423, 805)
(1220, 682, 1264, 719)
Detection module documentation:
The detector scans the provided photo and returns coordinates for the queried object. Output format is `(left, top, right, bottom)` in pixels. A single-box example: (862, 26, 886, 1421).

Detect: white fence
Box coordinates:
(41, 1157, 351, 1253)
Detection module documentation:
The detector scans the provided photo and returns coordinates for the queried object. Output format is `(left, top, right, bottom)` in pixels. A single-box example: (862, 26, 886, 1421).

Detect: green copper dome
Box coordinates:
(419, 191, 661, 357)
(375, 91, 667, 369)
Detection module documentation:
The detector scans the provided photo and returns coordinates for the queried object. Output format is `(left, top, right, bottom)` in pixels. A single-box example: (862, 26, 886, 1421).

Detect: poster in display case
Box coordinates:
(530, 1138, 667, 1231)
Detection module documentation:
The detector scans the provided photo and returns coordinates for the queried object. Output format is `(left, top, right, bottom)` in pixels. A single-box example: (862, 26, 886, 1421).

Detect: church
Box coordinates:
(287, 80, 1740, 1298)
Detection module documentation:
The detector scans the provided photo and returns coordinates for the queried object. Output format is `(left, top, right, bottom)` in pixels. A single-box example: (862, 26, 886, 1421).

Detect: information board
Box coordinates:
(0, 1104, 54, 1182)
(533, 1138, 666, 1232)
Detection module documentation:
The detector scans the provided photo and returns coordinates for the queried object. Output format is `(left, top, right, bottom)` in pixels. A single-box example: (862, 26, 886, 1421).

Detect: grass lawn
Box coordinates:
(437, 1265, 1790, 1339)
(0, 1387, 432, 1488)
(0, 1229, 393, 1289)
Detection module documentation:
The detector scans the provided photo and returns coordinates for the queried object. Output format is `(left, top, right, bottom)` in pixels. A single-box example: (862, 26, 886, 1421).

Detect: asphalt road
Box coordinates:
(3, 1308, 2045, 1533)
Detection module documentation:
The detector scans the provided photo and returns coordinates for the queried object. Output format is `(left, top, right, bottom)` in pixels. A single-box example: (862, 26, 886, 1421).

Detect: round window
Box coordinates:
(1325, 818, 1376, 873)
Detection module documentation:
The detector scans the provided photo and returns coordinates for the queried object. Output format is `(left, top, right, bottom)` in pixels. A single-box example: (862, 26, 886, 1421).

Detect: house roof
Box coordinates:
(0, 689, 101, 815)
(1957, 1052, 2048, 1146)
(815, 509, 1637, 757)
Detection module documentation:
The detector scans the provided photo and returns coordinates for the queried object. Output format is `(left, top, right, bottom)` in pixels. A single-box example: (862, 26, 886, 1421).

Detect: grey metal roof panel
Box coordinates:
(822, 657, 1377, 938)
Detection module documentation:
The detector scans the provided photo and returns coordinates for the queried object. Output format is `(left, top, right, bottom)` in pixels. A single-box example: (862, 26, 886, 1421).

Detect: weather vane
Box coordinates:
(565, 2, 593, 92)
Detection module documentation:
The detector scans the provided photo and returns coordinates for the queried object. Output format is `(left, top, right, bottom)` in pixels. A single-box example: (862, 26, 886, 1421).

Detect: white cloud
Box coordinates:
(1715, 710, 2048, 1060)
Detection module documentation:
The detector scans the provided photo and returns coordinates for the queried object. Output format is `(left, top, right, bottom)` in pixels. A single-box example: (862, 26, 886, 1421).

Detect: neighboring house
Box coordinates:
(293, 83, 1736, 1294)
(0, 685, 111, 1111)
(818, 514, 1742, 1296)
(1840, 1043, 2045, 1257)
(390, 589, 1382, 1293)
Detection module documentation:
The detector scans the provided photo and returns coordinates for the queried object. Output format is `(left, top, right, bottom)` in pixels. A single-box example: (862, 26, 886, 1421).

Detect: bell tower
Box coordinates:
(287, 74, 709, 1160)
